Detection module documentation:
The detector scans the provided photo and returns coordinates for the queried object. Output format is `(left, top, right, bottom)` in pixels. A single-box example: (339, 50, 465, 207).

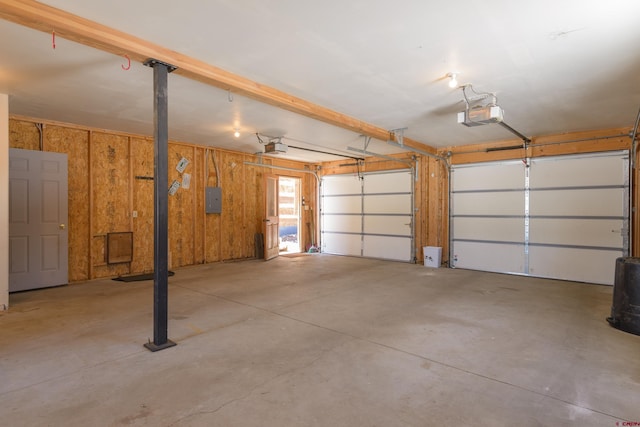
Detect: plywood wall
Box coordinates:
(130, 136, 154, 274)
(167, 143, 195, 268)
(10, 116, 634, 277)
(89, 132, 132, 278)
(8, 117, 316, 282)
(45, 125, 90, 281)
(204, 148, 222, 263)
(219, 151, 246, 260)
(9, 119, 40, 150)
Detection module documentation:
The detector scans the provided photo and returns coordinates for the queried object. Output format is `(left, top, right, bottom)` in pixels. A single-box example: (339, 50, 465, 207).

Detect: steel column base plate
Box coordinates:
(143, 339, 177, 352)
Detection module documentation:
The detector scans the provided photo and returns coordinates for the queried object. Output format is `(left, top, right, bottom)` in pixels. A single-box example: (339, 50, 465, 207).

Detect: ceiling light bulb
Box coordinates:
(448, 73, 458, 88)
(234, 129, 240, 138)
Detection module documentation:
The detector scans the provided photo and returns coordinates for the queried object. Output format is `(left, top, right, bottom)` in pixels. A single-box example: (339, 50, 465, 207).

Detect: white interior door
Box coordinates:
(9, 148, 68, 291)
(321, 170, 413, 262)
(450, 151, 628, 285)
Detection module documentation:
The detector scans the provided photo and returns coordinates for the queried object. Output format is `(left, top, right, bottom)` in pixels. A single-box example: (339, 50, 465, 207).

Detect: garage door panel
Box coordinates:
(322, 233, 361, 256)
(453, 217, 523, 242)
(323, 214, 361, 233)
(322, 175, 361, 195)
(364, 215, 411, 236)
(323, 195, 361, 214)
(529, 189, 624, 216)
(529, 218, 624, 248)
(451, 151, 628, 285)
(322, 170, 413, 262)
(453, 192, 524, 216)
(364, 194, 411, 214)
(531, 154, 627, 187)
(453, 162, 524, 191)
(453, 241, 525, 274)
(529, 246, 622, 285)
(363, 236, 411, 261)
(364, 172, 412, 193)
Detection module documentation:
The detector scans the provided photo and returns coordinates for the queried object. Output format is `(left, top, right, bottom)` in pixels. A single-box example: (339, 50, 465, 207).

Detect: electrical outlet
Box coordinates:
(132, 211, 138, 218)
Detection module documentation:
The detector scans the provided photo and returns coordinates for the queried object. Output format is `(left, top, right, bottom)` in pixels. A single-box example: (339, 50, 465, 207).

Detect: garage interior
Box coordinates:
(1, 0, 640, 425)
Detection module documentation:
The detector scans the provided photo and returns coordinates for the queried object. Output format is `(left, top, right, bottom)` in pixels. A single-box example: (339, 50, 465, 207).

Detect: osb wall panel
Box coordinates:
(299, 173, 315, 252)
(220, 151, 247, 260)
(131, 136, 154, 274)
(194, 147, 205, 265)
(204, 148, 222, 262)
(302, 172, 318, 251)
(424, 156, 449, 263)
(9, 117, 318, 281)
(8, 119, 40, 150)
(90, 132, 131, 278)
(167, 144, 196, 268)
(243, 156, 262, 258)
(45, 125, 91, 281)
(414, 156, 426, 263)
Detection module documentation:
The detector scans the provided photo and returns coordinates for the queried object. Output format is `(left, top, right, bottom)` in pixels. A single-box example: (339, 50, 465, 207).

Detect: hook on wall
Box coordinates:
(121, 54, 131, 71)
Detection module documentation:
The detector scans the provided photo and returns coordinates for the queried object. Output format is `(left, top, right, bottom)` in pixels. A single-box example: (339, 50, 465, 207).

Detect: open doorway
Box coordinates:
(278, 176, 301, 253)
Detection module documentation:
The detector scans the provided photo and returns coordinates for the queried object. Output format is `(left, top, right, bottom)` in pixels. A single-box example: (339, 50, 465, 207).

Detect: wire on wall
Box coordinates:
(210, 148, 220, 187)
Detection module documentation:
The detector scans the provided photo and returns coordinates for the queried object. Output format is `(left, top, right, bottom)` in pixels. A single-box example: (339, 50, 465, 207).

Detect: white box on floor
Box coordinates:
(423, 246, 442, 268)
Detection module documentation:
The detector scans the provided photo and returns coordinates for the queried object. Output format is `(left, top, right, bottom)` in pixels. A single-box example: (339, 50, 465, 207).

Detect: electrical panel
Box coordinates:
(205, 187, 222, 214)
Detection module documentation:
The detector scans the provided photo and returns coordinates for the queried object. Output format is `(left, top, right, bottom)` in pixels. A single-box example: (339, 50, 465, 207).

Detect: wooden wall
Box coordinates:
(9, 117, 316, 282)
(9, 115, 637, 278)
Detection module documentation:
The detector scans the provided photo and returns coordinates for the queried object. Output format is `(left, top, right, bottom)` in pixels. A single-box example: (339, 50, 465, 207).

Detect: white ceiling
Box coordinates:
(1, 0, 639, 163)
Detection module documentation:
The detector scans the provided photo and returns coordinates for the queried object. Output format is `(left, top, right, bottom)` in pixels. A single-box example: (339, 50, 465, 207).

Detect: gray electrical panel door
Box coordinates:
(205, 187, 222, 214)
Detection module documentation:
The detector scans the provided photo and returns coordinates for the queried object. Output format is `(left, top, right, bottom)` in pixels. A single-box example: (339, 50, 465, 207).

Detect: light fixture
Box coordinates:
(447, 72, 459, 88)
(234, 128, 240, 138)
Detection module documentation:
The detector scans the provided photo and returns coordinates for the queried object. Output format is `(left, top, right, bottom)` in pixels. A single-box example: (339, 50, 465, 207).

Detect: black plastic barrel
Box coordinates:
(607, 257, 640, 336)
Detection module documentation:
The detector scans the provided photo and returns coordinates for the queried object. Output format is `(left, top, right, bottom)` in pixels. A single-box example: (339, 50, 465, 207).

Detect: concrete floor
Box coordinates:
(1, 254, 639, 426)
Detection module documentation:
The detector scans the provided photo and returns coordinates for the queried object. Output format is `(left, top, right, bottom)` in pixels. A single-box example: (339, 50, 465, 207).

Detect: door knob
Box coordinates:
(59, 224, 66, 230)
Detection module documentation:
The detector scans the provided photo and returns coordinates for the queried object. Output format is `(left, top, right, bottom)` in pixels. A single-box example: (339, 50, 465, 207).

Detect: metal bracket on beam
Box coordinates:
(386, 140, 449, 164)
(143, 58, 178, 73)
(389, 127, 408, 147)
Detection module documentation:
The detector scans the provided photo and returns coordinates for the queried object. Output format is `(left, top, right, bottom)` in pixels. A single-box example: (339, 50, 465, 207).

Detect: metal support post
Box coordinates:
(143, 58, 177, 352)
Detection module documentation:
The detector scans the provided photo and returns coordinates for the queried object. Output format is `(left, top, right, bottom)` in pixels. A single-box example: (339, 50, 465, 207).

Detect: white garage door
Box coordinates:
(321, 170, 414, 262)
(451, 151, 629, 285)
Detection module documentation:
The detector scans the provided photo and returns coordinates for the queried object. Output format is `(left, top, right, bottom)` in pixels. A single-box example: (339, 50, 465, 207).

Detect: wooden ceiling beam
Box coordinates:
(0, 0, 437, 154)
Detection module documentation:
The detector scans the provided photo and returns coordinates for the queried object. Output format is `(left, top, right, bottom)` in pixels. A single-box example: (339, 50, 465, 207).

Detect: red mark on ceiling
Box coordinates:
(122, 54, 131, 71)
